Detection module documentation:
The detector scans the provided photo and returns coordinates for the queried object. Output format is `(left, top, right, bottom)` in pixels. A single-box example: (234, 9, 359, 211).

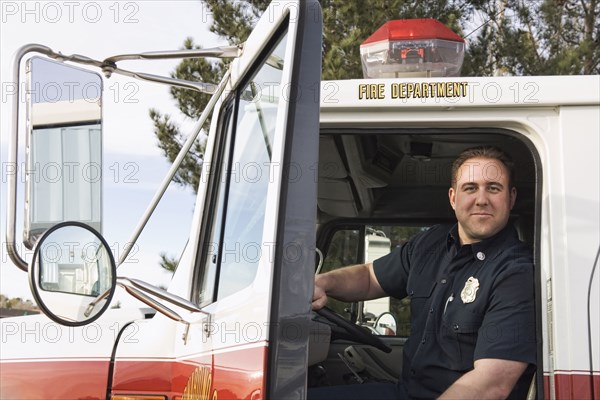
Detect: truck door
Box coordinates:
(109, 2, 322, 399)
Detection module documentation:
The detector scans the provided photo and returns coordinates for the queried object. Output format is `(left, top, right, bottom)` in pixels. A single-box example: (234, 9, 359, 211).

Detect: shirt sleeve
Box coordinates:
(372, 238, 412, 299)
(372, 225, 443, 300)
(474, 248, 537, 365)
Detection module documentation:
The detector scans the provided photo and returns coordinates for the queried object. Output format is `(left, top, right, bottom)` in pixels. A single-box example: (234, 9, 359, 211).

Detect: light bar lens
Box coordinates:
(360, 38, 465, 78)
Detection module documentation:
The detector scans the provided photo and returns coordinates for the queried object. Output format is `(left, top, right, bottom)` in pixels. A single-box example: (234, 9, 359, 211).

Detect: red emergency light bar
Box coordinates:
(360, 19, 465, 78)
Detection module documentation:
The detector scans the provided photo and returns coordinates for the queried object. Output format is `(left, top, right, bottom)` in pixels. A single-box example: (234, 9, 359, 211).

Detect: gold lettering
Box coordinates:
(389, 82, 469, 99)
(391, 83, 398, 98)
(400, 83, 407, 98)
(437, 83, 446, 97)
(407, 83, 415, 98)
(445, 82, 453, 97)
(183, 367, 215, 400)
(461, 82, 468, 97)
(358, 84, 367, 100)
(358, 83, 385, 99)
(369, 84, 377, 98)
(454, 82, 463, 97)
(414, 83, 422, 98)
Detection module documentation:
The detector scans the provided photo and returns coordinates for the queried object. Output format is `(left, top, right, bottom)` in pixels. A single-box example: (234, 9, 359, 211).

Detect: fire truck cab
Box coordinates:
(2, 1, 599, 399)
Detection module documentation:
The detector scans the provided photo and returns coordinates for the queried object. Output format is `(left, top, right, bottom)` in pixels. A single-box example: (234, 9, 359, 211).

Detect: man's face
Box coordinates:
(448, 157, 516, 244)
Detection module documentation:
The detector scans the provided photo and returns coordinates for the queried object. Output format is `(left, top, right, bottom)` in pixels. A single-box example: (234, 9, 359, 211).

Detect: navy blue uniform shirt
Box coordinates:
(373, 224, 536, 399)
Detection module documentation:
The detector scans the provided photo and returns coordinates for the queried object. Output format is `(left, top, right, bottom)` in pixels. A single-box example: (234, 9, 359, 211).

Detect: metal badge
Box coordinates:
(461, 277, 480, 303)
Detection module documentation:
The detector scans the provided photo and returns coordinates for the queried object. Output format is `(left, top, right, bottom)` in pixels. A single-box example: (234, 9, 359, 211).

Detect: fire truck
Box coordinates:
(2, 1, 599, 399)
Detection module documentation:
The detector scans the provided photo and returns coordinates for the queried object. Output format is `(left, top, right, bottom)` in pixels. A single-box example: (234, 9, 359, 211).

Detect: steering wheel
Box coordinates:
(316, 306, 392, 353)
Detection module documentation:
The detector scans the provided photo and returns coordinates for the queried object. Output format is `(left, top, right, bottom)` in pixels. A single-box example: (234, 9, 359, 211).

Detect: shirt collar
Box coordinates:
(446, 223, 518, 261)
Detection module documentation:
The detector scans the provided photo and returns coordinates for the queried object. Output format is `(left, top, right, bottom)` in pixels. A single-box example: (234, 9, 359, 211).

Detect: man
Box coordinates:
(311, 146, 536, 399)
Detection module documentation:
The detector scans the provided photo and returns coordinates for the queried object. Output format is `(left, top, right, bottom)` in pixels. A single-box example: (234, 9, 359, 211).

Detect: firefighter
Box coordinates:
(311, 146, 536, 399)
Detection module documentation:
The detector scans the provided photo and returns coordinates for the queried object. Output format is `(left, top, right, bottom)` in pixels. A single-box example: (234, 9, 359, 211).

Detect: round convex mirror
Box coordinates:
(374, 312, 398, 336)
(29, 222, 117, 326)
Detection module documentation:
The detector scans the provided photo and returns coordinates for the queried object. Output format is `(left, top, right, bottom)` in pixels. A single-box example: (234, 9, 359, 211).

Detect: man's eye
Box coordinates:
(488, 186, 501, 192)
(464, 186, 476, 192)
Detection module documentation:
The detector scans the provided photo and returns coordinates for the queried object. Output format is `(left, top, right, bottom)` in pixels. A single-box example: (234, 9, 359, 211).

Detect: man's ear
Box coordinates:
(510, 187, 517, 209)
(449, 187, 456, 210)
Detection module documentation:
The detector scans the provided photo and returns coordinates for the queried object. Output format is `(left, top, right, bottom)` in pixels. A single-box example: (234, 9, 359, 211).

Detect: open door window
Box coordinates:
(194, 0, 321, 307)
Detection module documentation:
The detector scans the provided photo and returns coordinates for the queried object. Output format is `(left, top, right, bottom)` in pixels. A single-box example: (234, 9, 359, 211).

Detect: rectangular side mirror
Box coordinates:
(24, 57, 103, 249)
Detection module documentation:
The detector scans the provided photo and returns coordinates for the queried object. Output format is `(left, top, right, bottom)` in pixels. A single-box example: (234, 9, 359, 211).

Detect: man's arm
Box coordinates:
(312, 263, 387, 310)
(438, 358, 528, 400)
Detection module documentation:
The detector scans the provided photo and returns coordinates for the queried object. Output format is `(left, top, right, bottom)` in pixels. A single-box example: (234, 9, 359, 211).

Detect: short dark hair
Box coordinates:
(451, 146, 515, 188)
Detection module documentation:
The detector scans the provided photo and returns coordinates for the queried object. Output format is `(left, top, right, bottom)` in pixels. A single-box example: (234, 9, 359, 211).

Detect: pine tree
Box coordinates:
(463, 0, 599, 75)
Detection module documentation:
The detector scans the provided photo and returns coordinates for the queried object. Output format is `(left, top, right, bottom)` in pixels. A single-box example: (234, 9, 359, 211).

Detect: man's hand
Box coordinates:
(312, 276, 328, 310)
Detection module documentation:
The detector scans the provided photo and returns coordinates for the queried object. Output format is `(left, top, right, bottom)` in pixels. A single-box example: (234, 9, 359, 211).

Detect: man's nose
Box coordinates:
(475, 189, 489, 205)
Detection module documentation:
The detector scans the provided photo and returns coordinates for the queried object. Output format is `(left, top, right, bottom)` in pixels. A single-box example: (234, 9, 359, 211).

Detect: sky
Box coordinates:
(1, 0, 226, 305)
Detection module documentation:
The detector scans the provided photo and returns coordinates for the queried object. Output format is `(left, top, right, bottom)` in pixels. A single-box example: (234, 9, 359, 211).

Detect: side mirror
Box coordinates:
(24, 57, 103, 249)
(29, 222, 116, 326)
(374, 312, 398, 336)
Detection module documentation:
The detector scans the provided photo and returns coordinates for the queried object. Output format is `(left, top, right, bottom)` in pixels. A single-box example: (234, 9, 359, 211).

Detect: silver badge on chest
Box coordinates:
(461, 277, 480, 303)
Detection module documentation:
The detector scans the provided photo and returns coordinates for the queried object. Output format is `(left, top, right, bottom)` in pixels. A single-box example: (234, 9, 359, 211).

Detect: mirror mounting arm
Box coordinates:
(115, 277, 212, 341)
(117, 277, 204, 314)
(103, 45, 242, 64)
(84, 277, 208, 321)
(119, 283, 186, 323)
(100, 45, 242, 95)
(114, 282, 201, 342)
(101, 64, 219, 95)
